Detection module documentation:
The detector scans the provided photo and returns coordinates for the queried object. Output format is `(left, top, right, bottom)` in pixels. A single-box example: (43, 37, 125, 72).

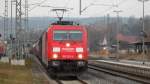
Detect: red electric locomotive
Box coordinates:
(35, 21, 88, 76)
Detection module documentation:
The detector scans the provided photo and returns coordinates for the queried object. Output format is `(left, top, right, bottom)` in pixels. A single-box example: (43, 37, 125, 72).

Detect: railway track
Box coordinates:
(55, 78, 87, 84)
(88, 60, 150, 84)
(33, 56, 88, 84)
(34, 55, 150, 84)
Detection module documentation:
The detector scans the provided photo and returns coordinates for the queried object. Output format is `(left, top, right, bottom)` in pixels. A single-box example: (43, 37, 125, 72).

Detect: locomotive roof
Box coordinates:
(50, 25, 85, 30)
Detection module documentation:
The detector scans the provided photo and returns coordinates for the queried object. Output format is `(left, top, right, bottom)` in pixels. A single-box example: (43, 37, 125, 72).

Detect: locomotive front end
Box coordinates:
(47, 25, 88, 75)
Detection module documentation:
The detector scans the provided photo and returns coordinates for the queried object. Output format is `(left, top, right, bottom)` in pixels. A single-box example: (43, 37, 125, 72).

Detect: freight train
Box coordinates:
(32, 21, 88, 76)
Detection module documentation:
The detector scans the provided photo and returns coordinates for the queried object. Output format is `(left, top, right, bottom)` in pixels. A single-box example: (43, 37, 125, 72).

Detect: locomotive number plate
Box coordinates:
(62, 55, 74, 59)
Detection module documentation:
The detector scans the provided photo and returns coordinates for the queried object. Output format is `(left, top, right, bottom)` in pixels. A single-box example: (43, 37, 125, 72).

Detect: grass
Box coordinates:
(0, 59, 48, 84)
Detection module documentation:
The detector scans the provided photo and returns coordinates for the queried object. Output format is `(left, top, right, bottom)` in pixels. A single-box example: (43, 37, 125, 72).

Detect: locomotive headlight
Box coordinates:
(53, 47, 60, 52)
(66, 43, 70, 47)
(78, 54, 83, 59)
(53, 54, 58, 59)
(76, 48, 83, 52)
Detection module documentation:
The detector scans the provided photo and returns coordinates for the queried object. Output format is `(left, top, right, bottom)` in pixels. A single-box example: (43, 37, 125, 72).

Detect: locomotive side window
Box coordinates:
(53, 30, 82, 41)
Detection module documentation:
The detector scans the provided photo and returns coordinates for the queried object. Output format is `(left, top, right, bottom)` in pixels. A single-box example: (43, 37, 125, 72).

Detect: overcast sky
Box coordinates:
(0, 0, 150, 18)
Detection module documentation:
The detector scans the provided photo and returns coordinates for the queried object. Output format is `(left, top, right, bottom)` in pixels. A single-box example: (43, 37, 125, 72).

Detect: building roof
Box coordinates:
(116, 33, 139, 44)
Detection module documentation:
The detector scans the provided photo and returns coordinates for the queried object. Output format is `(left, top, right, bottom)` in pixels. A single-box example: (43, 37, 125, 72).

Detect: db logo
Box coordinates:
(62, 48, 74, 52)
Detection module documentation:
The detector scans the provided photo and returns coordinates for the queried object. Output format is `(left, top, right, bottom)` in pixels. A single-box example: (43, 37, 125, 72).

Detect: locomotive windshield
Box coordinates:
(53, 30, 82, 41)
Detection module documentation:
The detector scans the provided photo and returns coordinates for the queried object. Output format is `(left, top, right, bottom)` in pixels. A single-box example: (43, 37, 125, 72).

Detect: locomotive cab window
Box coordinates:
(53, 30, 82, 41)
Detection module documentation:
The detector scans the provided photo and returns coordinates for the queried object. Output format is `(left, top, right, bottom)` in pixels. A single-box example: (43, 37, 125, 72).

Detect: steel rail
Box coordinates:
(88, 61, 150, 83)
(55, 77, 88, 84)
(77, 78, 88, 84)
